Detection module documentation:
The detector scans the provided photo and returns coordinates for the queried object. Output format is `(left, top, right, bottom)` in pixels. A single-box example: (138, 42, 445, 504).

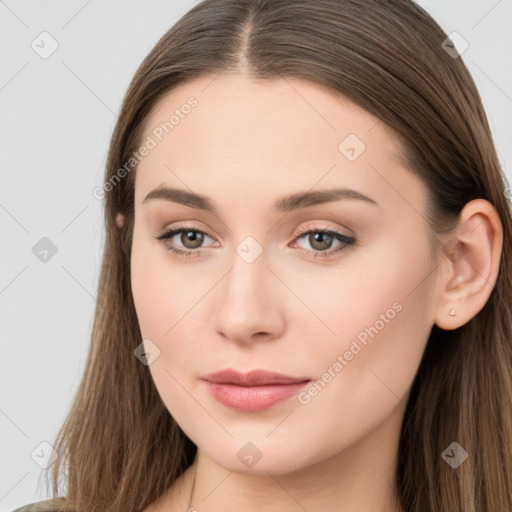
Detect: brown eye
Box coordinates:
(155, 225, 214, 258)
(306, 231, 335, 251)
(293, 226, 356, 260)
(178, 229, 204, 249)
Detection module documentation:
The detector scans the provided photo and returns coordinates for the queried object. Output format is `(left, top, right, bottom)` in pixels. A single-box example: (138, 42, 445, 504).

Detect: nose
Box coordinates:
(213, 246, 285, 345)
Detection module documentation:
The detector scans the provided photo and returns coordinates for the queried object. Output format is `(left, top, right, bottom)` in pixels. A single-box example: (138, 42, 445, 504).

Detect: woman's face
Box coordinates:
(130, 74, 440, 474)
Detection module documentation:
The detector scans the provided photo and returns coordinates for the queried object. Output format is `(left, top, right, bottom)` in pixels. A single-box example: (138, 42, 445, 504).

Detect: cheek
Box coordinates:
(131, 234, 204, 420)
(131, 229, 198, 340)
(295, 231, 432, 339)
(130, 231, 210, 399)
(131, 238, 168, 339)
(299, 236, 434, 416)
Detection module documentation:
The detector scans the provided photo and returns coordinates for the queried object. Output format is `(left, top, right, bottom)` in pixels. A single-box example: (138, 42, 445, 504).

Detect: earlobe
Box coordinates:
(433, 199, 503, 331)
(116, 212, 125, 229)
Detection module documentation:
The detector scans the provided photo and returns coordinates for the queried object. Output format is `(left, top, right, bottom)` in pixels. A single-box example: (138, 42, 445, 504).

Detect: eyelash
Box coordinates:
(155, 223, 356, 260)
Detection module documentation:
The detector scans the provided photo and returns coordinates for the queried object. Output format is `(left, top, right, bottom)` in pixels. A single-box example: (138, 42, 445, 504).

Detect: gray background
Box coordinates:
(1, 1, 511, 510)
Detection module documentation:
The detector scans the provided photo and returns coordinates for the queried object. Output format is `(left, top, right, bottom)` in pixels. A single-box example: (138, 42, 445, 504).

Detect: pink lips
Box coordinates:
(202, 368, 311, 412)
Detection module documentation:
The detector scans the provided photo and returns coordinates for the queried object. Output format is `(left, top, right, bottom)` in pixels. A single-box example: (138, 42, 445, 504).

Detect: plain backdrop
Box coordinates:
(1, 1, 511, 510)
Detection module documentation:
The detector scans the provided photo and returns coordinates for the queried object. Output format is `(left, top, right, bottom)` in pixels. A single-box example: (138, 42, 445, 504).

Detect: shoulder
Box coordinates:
(11, 498, 65, 512)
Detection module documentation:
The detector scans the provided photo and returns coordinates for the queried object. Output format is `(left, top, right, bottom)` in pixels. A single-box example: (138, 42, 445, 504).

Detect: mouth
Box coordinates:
(201, 368, 312, 412)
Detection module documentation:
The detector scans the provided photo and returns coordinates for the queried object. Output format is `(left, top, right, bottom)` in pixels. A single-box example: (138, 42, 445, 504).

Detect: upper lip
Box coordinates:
(202, 368, 311, 386)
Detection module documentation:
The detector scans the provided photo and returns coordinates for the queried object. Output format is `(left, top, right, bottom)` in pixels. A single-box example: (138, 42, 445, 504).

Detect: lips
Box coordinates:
(202, 368, 312, 412)
(202, 368, 311, 386)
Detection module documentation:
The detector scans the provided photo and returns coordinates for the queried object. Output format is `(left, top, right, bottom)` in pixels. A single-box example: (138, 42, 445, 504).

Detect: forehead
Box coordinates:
(134, 73, 426, 217)
(139, 73, 401, 158)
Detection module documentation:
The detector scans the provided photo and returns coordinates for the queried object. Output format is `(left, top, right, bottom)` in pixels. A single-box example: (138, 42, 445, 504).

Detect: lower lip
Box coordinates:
(204, 381, 311, 412)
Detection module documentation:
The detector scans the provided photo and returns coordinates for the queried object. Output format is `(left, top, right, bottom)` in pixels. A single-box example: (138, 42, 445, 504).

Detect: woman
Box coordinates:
(14, 0, 512, 511)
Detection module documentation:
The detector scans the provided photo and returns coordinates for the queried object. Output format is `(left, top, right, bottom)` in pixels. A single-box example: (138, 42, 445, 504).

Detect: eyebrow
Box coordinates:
(142, 186, 379, 213)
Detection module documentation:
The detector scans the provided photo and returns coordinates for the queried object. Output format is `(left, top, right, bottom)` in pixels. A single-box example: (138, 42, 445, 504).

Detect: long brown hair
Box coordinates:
(39, 1, 512, 510)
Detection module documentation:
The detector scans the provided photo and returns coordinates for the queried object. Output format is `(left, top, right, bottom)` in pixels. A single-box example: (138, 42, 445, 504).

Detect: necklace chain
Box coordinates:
(186, 464, 198, 511)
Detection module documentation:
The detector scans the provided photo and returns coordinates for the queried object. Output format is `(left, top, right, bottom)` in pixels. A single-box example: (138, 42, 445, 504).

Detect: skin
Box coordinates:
(124, 74, 503, 511)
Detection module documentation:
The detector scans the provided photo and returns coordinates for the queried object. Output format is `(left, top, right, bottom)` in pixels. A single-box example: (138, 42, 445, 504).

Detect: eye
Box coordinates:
(155, 223, 216, 258)
(291, 224, 356, 259)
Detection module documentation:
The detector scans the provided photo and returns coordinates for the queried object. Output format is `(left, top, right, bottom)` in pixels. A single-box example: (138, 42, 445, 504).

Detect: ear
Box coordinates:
(115, 212, 125, 229)
(433, 199, 503, 330)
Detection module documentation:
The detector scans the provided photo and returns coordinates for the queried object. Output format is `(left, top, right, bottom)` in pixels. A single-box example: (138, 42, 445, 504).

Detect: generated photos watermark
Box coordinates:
(93, 96, 198, 200)
(297, 301, 403, 405)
